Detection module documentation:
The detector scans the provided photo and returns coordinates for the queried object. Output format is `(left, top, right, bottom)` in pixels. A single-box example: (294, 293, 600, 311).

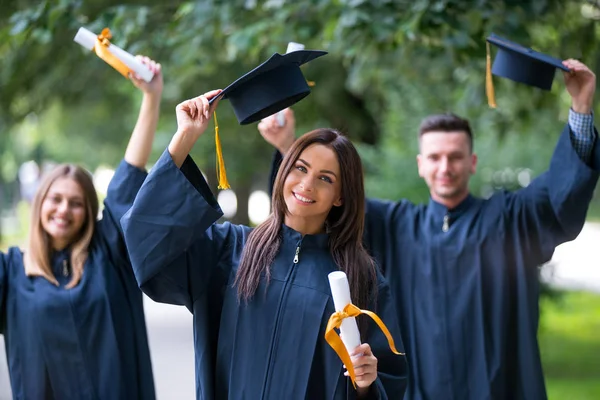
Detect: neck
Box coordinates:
(284, 215, 326, 236)
(51, 240, 70, 252)
(431, 190, 470, 210)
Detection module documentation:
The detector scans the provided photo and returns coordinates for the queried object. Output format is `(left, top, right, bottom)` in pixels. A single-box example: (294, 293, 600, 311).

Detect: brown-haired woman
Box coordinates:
(121, 90, 408, 399)
(0, 56, 162, 399)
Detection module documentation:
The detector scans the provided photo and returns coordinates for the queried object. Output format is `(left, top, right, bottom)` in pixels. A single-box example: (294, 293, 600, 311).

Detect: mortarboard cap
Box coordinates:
(208, 49, 327, 189)
(485, 33, 570, 108)
(209, 49, 327, 124)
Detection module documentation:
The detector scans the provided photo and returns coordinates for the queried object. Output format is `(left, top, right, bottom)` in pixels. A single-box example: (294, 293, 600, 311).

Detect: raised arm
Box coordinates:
(507, 59, 599, 262)
(95, 56, 163, 269)
(258, 108, 296, 198)
(124, 56, 163, 169)
(121, 90, 253, 309)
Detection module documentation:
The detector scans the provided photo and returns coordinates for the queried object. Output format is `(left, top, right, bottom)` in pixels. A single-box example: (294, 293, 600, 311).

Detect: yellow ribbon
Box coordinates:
(486, 41, 497, 108)
(213, 111, 230, 190)
(325, 303, 403, 389)
(93, 28, 131, 79)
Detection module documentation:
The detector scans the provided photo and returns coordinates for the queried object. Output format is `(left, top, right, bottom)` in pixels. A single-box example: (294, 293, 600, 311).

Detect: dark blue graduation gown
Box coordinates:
(269, 125, 600, 399)
(0, 160, 155, 400)
(121, 150, 408, 400)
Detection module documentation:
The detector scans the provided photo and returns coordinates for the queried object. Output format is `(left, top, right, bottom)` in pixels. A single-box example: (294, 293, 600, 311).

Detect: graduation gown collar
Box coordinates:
(429, 193, 475, 216)
(281, 223, 329, 249)
(427, 193, 475, 231)
(51, 247, 71, 278)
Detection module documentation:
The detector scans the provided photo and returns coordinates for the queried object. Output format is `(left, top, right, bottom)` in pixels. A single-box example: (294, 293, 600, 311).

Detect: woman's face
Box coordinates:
(283, 143, 343, 223)
(40, 177, 87, 250)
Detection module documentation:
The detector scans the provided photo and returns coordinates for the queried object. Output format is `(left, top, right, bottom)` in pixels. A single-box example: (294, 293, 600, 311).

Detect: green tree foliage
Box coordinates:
(1, 0, 600, 226)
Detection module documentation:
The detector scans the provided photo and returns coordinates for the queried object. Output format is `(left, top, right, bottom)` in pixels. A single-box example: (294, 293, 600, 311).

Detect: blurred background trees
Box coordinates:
(2, 0, 599, 228)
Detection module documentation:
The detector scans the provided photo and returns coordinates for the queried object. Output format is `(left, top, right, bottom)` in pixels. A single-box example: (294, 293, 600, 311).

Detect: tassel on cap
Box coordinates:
(213, 111, 230, 190)
(486, 41, 497, 108)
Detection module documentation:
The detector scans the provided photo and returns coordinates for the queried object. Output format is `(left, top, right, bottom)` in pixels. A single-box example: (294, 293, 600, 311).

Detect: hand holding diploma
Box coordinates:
(326, 271, 403, 391)
(74, 27, 154, 82)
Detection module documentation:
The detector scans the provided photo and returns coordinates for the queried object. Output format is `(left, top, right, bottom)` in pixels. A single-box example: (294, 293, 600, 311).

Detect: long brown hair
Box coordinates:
(24, 164, 99, 289)
(235, 129, 377, 314)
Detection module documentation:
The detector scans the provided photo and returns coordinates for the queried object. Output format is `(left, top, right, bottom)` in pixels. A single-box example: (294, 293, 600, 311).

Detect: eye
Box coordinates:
(320, 175, 333, 183)
(427, 155, 439, 161)
(47, 195, 61, 204)
(295, 165, 307, 173)
(70, 200, 84, 208)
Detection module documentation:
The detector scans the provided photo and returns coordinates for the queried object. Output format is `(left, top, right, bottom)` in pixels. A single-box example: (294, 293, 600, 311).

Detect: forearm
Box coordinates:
(124, 92, 161, 168)
(568, 108, 596, 164)
(168, 129, 199, 168)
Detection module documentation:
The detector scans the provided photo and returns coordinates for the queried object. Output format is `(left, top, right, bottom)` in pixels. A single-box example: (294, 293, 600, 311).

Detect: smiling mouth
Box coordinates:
(293, 192, 316, 204)
(50, 217, 71, 228)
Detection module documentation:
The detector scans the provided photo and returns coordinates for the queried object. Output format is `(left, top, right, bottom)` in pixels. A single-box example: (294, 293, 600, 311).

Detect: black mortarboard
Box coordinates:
(208, 49, 327, 189)
(209, 50, 327, 124)
(485, 33, 570, 107)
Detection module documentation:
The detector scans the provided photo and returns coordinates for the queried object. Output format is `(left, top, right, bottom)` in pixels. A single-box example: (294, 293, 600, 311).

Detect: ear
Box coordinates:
(470, 153, 478, 175)
(333, 197, 343, 207)
(416, 154, 424, 178)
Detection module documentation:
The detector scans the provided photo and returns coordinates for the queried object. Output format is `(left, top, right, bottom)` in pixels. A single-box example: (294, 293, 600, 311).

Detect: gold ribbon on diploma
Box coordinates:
(325, 303, 403, 389)
(93, 28, 131, 79)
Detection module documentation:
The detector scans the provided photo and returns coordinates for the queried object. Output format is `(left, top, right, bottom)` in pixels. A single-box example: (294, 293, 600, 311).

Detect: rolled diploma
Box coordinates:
(73, 27, 154, 83)
(328, 271, 361, 354)
(276, 42, 308, 126)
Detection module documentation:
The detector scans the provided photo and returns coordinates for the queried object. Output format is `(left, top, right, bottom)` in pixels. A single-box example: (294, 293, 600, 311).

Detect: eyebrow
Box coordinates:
(47, 191, 84, 201)
(298, 158, 338, 178)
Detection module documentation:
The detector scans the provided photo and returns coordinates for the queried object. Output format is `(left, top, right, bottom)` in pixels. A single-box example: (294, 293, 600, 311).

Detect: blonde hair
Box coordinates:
(24, 164, 99, 288)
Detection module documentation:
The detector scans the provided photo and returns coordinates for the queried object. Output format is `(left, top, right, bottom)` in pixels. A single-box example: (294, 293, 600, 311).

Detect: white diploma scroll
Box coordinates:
(328, 271, 361, 354)
(73, 27, 154, 83)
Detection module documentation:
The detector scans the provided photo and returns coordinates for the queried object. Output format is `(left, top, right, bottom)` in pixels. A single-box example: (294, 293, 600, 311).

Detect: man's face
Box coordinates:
(417, 131, 477, 205)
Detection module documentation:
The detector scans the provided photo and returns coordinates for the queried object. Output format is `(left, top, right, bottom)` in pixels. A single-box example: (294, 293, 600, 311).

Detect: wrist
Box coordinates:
(277, 138, 294, 156)
(142, 91, 162, 101)
(169, 130, 197, 167)
(572, 101, 593, 114)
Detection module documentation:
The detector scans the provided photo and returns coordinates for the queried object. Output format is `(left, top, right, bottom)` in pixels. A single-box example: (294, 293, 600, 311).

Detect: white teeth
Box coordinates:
(294, 193, 314, 203)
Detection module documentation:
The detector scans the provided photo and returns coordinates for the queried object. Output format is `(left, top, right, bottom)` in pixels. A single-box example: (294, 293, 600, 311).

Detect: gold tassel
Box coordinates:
(306, 80, 315, 87)
(213, 111, 231, 190)
(486, 41, 497, 108)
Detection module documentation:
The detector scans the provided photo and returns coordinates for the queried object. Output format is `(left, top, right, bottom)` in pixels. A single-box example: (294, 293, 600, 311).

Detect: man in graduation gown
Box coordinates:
(260, 59, 599, 399)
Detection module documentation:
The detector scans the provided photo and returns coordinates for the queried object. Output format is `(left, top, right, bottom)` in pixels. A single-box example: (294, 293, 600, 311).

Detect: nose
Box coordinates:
(300, 174, 314, 191)
(57, 200, 70, 214)
(439, 157, 450, 173)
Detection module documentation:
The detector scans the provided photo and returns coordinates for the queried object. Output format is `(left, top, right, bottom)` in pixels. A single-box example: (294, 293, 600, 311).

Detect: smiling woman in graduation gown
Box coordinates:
(121, 90, 407, 400)
(0, 58, 162, 399)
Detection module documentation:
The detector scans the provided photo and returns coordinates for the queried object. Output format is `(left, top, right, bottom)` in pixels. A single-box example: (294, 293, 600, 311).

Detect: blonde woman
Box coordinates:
(0, 56, 162, 399)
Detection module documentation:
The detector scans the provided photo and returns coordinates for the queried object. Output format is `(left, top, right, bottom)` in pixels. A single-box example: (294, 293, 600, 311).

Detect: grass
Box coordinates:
(540, 291, 600, 399)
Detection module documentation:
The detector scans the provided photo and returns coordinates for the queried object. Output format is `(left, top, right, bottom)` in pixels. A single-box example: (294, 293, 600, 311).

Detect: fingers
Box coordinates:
(563, 59, 592, 74)
(343, 343, 377, 385)
(352, 343, 372, 357)
(198, 95, 210, 120)
(176, 90, 222, 121)
(285, 107, 295, 124)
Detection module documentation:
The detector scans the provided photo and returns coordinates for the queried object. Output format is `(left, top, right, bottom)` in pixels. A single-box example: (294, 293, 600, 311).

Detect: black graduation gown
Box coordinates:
(269, 125, 600, 399)
(0, 160, 156, 400)
(121, 150, 408, 400)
